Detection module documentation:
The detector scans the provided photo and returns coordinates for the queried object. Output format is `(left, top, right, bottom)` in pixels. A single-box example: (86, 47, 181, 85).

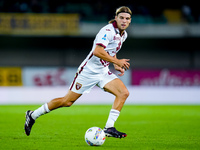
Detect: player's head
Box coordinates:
(109, 6, 132, 32)
(115, 6, 132, 17)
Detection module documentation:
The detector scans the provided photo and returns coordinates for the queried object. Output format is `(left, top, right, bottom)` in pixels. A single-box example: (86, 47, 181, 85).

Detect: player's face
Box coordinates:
(115, 13, 131, 32)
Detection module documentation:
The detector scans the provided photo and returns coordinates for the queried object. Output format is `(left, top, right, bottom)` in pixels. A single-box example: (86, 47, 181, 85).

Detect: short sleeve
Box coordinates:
(95, 28, 112, 48)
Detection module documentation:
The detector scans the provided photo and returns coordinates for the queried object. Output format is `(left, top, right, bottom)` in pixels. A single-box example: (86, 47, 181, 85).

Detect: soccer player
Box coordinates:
(25, 6, 132, 138)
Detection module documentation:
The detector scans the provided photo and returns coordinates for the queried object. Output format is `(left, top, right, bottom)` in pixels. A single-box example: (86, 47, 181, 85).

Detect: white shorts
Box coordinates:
(69, 70, 118, 94)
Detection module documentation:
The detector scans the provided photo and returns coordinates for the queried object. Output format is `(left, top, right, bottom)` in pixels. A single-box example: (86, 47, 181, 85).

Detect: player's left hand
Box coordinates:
(114, 65, 125, 76)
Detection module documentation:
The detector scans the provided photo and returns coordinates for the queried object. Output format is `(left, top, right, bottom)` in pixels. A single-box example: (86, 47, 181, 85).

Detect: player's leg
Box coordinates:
(104, 78, 129, 111)
(24, 90, 82, 136)
(24, 69, 98, 136)
(47, 90, 82, 111)
(31, 90, 82, 120)
(103, 78, 129, 138)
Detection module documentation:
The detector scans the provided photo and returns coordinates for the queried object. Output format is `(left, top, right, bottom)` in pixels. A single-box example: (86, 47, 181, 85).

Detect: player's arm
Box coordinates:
(93, 45, 130, 70)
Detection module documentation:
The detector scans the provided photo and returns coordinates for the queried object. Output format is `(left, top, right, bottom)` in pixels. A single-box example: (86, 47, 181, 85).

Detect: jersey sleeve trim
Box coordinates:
(96, 43, 106, 48)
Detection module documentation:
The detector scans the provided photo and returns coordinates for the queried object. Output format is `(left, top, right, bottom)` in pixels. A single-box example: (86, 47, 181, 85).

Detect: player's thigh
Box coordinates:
(103, 78, 129, 97)
(65, 90, 82, 100)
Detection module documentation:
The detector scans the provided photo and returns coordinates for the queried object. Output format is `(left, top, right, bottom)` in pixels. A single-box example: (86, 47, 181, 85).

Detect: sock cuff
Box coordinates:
(44, 103, 50, 113)
(110, 109, 120, 115)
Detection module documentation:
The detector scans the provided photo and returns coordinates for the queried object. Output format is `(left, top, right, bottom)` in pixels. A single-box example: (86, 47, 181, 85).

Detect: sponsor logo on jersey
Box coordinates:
(113, 35, 121, 41)
(75, 82, 82, 90)
(102, 34, 107, 40)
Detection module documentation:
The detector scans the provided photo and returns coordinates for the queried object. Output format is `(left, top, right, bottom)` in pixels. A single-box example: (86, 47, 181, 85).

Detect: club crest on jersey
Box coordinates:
(102, 34, 106, 40)
(75, 82, 82, 90)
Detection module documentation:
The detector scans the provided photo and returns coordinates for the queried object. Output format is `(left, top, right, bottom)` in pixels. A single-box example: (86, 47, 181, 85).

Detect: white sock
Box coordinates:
(31, 103, 50, 120)
(105, 109, 120, 128)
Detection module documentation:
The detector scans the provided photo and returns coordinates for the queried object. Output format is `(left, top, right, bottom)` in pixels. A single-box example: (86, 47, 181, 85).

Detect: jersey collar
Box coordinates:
(112, 21, 125, 36)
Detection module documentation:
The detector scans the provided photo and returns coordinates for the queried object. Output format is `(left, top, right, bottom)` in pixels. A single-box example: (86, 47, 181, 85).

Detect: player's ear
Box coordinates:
(129, 17, 132, 24)
(115, 15, 118, 20)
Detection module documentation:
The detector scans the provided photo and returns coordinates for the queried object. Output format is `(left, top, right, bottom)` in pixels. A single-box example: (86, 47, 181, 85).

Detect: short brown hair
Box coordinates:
(109, 6, 132, 23)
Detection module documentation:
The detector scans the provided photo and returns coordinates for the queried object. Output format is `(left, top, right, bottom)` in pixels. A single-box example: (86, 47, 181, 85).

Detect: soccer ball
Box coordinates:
(85, 127, 106, 146)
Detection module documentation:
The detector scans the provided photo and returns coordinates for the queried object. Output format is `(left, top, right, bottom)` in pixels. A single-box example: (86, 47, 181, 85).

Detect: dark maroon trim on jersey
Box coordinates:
(69, 73, 78, 90)
(96, 43, 106, 48)
(78, 53, 93, 74)
(112, 21, 125, 36)
(88, 53, 93, 59)
(78, 61, 87, 74)
(112, 21, 118, 29)
(70, 53, 94, 90)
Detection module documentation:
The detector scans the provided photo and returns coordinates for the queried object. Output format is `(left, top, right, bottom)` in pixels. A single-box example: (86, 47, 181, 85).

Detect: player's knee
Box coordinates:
(65, 102, 74, 107)
(124, 89, 130, 99)
(63, 101, 74, 107)
(120, 89, 129, 100)
(61, 97, 74, 107)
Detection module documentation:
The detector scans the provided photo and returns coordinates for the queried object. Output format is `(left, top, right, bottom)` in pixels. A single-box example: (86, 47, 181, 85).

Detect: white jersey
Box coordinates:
(78, 21, 128, 74)
(70, 22, 128, 93)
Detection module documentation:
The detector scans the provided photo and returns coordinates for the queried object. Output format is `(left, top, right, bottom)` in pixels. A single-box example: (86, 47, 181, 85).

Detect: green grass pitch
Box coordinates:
(0, 105, 200, 150)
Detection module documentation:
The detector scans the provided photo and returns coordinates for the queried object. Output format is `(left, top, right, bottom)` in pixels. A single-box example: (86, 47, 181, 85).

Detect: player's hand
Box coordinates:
(117, 59, 130, 71)
(114, 64, 125, 76)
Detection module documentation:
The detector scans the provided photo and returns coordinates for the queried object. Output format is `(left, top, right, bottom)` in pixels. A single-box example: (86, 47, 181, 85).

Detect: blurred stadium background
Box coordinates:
(0, 0, 200, 104)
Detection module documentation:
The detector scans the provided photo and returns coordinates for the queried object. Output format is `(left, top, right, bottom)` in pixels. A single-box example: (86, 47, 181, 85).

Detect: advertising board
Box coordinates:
(0, 13, 79, 36)
(0, 67, 22, 86)
(132, 69, 200, 86)
(23, 67, 131, 86)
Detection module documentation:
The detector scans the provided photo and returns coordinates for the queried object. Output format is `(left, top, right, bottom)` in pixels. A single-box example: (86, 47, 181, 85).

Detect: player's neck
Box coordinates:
(112, 21, 125, 36)
(119, 29, 125, 36)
